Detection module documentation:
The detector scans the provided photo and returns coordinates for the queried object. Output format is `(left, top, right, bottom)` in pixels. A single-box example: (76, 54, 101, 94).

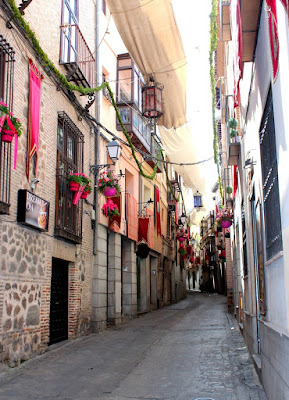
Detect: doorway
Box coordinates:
(49, 258, 69, 345)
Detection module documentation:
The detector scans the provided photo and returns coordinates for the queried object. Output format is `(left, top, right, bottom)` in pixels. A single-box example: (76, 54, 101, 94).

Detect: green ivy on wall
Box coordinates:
(209, 0, 223, 200)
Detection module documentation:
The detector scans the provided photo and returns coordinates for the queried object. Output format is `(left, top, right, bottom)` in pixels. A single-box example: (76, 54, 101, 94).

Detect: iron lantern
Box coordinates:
(194, 191, 203, 208)
(142, 76, 163, 119)
(106, 139, 121, 162)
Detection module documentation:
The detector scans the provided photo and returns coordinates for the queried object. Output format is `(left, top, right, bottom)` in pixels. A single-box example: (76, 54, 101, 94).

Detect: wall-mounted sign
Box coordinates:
(17, 190, 49, 231)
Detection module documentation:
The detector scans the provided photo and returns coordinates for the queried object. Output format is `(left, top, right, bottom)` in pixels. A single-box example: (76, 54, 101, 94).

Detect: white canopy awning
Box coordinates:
(106, 0, 187, 129)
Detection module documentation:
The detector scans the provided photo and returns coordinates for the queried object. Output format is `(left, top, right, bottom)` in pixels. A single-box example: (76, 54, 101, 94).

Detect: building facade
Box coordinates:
(218, 1, 289, 398)
(0, 0, 186, 366)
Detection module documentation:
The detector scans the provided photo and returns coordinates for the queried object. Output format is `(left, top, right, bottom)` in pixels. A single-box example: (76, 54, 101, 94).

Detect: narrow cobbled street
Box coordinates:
(0, 292, 266, 400)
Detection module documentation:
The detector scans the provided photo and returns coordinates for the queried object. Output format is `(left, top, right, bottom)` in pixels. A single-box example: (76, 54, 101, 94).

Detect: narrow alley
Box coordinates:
(0, 292, 266, 400)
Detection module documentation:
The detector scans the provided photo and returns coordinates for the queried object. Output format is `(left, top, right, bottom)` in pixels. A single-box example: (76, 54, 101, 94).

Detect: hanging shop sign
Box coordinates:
(17, 190, 49, 231)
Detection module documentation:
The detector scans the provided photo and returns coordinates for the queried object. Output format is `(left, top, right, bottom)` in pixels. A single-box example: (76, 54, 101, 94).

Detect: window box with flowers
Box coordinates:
(97, 170, 121, 197)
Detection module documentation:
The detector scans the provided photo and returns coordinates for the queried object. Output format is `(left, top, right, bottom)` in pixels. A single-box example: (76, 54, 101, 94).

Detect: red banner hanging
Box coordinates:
(138, 216, 150, 244)
(230, 0, 243, 108)
(146, 208, 154, 249)
(126, 193, 138, 241)
(109, 195, 121, 233)
(26, 59, 43, 180)
(266, 0, 279, 82)
(155, 186, 161, 236)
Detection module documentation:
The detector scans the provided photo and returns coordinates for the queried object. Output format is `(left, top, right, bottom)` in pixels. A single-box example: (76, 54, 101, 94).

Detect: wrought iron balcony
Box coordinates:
(60, 24, 95, 88)
(116, 106, 151, 153)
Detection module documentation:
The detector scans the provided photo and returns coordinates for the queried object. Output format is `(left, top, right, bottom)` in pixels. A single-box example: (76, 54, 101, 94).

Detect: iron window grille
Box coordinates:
(55, 112, 84, 243)
(259, 87, 283, 260)
(0, 35, 15, 214)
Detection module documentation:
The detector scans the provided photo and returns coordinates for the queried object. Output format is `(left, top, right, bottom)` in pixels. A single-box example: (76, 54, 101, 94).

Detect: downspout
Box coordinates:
(93, 0, 101, 255)
(91, 0, 100, 331)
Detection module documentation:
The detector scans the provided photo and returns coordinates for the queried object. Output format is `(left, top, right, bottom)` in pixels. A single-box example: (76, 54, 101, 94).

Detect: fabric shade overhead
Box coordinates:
(159, 124, 217, 213)
(106, 0, 187, 129)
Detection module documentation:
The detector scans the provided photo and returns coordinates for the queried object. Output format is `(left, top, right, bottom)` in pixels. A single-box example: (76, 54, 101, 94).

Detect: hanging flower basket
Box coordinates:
(221, 219, 232, 228)
(176, 227, 187, 242)
(103, 186, 117, 197)
(69, 181, 80, 192)
(102, 198, 120, 218)
(1, 129, 14, 143)
(0, 102, 22, 169)
(81, 191, 89, 199)
(216, 208, 233, 229)
(98, 170, 121, 196)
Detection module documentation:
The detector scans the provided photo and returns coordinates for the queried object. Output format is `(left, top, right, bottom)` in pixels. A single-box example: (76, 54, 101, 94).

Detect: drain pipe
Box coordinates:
(91, 0, 101, 331)
(93, 0, 101, 256)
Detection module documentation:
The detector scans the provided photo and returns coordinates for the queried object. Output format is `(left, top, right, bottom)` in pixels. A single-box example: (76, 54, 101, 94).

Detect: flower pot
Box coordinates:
(103, 187, 117, 197)
(1, 129, 14, 143)
(178, 236, 185, 243)
(81, 191, 89, 199)
(221, 220, 232, 228)
(69, 181, 80, 192)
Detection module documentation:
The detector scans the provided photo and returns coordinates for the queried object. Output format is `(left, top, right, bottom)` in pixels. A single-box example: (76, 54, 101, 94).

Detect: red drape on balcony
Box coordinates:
(109, 196, 121, 233)
(126, 193, 138, 241)
(230, 0, 243, 108)
(26, 59, 43, 180)
(146, 208, 154, 249)
(266, 0, 279, 82)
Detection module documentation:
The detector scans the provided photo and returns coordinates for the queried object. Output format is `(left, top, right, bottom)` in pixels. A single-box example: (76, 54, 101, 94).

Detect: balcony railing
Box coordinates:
(60, 24, 95, 88)
(116, 106, 151, 153)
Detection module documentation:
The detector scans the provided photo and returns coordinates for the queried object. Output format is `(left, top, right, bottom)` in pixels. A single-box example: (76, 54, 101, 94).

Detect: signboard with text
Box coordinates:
(17, 190, 49, 231)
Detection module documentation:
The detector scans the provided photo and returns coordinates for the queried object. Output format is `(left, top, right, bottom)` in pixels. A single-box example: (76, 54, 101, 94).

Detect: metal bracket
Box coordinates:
(90, 163, 114, 175)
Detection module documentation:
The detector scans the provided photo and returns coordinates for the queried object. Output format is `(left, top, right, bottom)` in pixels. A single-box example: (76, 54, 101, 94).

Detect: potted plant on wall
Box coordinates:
(226, 185, 234, 209)
(97, 170, 121, 197)
(67, 172, 83, 192)
(228, 117, 239, 143)
(0, 101, 22, 143)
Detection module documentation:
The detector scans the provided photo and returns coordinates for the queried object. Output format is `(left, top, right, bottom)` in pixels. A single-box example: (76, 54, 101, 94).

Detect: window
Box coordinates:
(116, 54, 143, 107)
(259, 87, 282, 259)
(61, 0, 78, 64)
(55, 112, 84, 243)
(0, 35, 15, 214)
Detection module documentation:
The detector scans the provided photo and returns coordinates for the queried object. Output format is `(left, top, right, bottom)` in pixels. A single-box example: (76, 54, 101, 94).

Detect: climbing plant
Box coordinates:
(209, 0, 223, 199)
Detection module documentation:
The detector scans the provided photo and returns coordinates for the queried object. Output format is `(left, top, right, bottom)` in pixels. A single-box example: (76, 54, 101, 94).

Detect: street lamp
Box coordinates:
(194, 191, 203, 208)
(142, 76, 163, 119)
(90, 139, 122, 174)
(106, 139, 121, 162)
(180, 212, 187, 225)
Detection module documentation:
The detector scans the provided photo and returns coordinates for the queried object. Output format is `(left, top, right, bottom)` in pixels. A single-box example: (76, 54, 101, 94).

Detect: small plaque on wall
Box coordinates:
(17, 190, 49, 231)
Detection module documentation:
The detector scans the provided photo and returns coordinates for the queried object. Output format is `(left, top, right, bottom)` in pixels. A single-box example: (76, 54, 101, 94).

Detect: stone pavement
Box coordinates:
(0, 292, 267, 400)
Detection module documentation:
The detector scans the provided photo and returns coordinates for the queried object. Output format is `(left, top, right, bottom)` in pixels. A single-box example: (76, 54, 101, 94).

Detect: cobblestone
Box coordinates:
(0, 292, 267, 400)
